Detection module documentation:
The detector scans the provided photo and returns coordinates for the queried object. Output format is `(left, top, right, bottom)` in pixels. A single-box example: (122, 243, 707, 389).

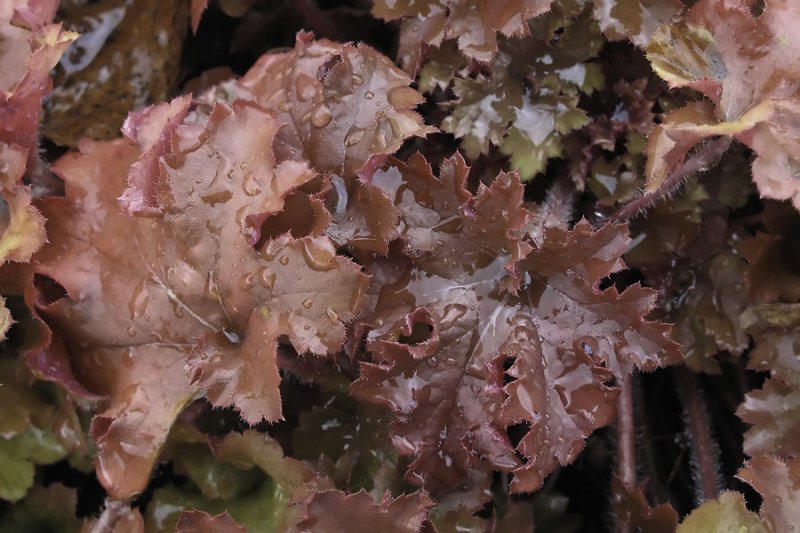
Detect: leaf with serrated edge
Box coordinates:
(645, 0, 800, 209)
(738, 455, 800, 533)
(677, 491, 767, 533)
(373, 0, 555, 64)
(234, 33, 433, 253)
(34, 102, 367, 498)
(0, 144, 45, 265)
(352, 154, 681, 514)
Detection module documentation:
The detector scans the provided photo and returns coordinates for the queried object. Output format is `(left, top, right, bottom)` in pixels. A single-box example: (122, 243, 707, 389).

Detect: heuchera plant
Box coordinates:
(1, 0, 800, 531)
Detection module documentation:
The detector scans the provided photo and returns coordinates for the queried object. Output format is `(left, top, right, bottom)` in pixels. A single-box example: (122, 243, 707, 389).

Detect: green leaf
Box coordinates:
(0, 484, 81, 532)
(677, 492, 768, 533)
(501, 94, 589, 180)
(0, 427, 68, 501)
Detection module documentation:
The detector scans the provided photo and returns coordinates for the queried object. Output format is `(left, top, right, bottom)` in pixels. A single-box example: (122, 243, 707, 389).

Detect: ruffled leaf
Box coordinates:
(738, 455, 800, 533)
(232, 32, 432, 253)
(34, 102, 367, 498)
(439, 5, 603, 180)
(737, 378, 800, 457)
(352, 154, 681, 514)
(372, 0, 555, 63)
(0, 5, 76, 156)
(645, 0, 800, 209)
(592, 0, 683, 47)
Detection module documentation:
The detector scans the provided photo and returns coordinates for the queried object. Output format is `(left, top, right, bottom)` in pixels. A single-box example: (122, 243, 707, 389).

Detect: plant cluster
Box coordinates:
(1, 0, 799, 531)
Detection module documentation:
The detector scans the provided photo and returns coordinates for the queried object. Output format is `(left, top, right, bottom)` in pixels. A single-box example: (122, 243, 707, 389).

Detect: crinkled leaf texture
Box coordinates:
(150, 429, 334, 531)
(438, 4, 602, 180)
(737, 304, 800, 456)
(592, 0, 683, 47)
(645, 0, 800, 210)
(678, 455, 800, 533)
(737, 455, 800, 532)
(372, 0, 555, 64)
(0, 1, 76, 157)
(352, 154, 681, 509)
(0, 0, 74, 267)
(231, 31, 434, 254)
(34, 101, 368, 498)
(234, 32, 433, 181)
(161, 32, 434, 254)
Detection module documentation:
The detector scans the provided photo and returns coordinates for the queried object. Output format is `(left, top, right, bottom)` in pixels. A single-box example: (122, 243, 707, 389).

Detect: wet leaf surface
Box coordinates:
(34, 101, 367, 498)
(373, 0, 555, 63)
(352, 154, 680, 516)
(2, 0, 799, 528)
(438, 4, 603, 180)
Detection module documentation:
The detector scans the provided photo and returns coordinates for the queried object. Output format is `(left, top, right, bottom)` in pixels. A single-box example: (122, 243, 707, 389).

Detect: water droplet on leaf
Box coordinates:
(326, 307, 339, 323)
(311, 104, 332, 128)
(260, 268, 276, 289)
(295, 73, 317, 101)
